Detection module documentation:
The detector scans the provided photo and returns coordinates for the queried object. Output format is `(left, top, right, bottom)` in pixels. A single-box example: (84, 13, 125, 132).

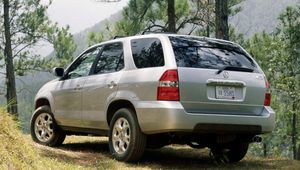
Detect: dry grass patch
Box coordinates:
(0, 108, 94, 170)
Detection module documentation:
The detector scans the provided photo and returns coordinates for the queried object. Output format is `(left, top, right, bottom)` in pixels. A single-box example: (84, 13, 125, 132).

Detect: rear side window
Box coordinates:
(131, 38, 164, 68)
(169, 36, 258, 72)
(93, 42, 124, 74)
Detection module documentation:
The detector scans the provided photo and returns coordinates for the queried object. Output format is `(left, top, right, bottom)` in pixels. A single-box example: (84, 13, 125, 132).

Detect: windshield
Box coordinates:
(169, 36, 258, 72)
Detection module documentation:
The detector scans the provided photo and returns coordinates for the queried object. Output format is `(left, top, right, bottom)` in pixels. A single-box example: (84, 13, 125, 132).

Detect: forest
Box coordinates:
(0, 0, 300, 164)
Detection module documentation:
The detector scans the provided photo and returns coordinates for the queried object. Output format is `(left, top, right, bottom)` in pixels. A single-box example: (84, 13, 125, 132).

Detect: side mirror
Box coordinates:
(53, 67, 64, 77)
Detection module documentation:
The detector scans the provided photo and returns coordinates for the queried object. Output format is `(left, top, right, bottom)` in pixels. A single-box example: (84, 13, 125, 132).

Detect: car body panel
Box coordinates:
(81, 71, 122, 129)
(177, 67, 266, 116)
(51, 77, 86, 127)
(134, 101, 275, 134)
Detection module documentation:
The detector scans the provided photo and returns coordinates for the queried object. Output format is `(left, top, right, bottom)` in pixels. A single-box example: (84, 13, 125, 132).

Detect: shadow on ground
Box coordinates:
(37, 136, 293, 169)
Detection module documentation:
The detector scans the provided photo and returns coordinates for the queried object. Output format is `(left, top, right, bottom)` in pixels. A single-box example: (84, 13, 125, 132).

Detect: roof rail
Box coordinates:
(141, 31, 174, 35)
(112, 35, 126, 39)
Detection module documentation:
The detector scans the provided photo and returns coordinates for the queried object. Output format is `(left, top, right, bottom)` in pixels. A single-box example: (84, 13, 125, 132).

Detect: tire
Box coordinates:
(211, 143, 249, 163)
(30, 106, 66, 147)
(109, 108, 146, 162)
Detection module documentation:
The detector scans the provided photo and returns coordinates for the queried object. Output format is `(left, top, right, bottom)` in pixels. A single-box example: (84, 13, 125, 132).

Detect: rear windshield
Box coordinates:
(169, 36, 258, 72)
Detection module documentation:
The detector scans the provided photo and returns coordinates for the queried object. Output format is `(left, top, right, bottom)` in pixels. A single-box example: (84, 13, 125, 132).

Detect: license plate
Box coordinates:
(216, 86, 235, 99)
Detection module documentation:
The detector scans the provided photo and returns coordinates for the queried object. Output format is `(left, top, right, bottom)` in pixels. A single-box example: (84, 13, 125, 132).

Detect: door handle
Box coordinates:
(74, 84, 82, 90)
(107, 81, 117, 89)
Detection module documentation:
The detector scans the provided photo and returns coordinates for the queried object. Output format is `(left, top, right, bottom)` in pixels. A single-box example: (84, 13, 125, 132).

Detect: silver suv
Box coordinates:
(31, 34, 275, 162)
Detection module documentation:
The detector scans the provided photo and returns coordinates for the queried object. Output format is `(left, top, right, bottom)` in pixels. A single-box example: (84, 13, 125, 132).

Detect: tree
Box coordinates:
(3, 0, 17, 114)
(276, 5, 300, 160)
(46, 25, 77, 68)
(244, 3, 300, 159)
(245, 32, 286, 157)
(215, 0, 229, 40)
(113, 0, 211, 36)
(0, 0, 76, 116)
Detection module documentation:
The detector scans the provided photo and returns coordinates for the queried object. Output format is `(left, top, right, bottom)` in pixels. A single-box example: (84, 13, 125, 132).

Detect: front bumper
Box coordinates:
(134, 101, 275, 135)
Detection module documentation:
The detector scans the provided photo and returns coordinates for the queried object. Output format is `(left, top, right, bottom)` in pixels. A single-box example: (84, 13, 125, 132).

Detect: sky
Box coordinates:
(44, 0, 129, 34)
(36, 0, 129, 55)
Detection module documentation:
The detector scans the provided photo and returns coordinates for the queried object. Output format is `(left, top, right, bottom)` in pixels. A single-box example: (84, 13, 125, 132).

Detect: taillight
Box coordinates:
(157, 69, 180, 101)
(264, 78, 271, 106)
(264, 93, 271, 106)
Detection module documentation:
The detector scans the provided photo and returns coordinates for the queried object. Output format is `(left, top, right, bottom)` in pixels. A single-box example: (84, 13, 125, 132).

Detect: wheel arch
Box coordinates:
(35, 98, 51, 110)
(106, 99, 136, 126)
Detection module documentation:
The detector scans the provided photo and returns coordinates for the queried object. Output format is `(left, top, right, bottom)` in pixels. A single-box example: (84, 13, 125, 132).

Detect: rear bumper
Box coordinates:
(135, 101, 275, 135)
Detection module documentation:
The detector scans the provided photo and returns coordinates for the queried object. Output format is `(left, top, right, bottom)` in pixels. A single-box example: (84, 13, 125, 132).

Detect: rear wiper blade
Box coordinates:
(216, 66, 254, 74)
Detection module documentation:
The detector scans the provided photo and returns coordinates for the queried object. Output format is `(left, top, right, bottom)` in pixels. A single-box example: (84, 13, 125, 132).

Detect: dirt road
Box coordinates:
(34, 136, 299, 170)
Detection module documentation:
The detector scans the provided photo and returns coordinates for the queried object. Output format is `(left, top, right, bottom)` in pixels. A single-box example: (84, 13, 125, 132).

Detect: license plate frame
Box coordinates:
(216, 86, 236, 100)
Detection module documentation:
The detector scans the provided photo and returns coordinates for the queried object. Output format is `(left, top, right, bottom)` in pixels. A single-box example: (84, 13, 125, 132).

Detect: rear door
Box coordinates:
(81, 42, 124, 129)
(169, 36, 266, 116)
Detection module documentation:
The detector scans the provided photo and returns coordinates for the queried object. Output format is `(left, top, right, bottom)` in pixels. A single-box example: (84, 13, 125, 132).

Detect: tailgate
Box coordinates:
(178, 67, 266, 116)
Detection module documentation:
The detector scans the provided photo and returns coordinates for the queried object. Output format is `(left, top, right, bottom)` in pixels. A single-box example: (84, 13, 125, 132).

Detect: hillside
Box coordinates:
(72, 11, 122, 55)
(231, 0, 298, 37)
(72, 0, 298, 53)
(0, 108, 86, 169)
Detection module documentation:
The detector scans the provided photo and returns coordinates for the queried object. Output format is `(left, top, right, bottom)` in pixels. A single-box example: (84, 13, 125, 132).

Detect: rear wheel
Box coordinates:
(109, 108, 146, 162)
(30, 106, 66, 147)
(211, 143, 249, 163)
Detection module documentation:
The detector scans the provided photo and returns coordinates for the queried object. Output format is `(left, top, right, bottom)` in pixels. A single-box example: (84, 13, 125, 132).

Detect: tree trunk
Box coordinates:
(206, 0, 211, 37)
(263, 143, 267, 157)
(215, 0, 229, 40)
(3, 0, 18, 116)
(167, 0, 176, 33)
(297, 144, 300, 160)
(292, 111, 297, 159)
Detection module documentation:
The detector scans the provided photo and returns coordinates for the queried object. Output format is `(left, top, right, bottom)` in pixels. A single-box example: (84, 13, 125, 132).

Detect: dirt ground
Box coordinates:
(33, 136, 300, 170)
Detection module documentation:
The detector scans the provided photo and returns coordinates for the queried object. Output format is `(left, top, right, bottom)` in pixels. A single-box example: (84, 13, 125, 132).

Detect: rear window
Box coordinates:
(169, 36, 258, 72)
(131, 38, 164, 68)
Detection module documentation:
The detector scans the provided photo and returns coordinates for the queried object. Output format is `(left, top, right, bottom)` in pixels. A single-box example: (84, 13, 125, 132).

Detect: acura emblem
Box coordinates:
(223, 71, 229, 79)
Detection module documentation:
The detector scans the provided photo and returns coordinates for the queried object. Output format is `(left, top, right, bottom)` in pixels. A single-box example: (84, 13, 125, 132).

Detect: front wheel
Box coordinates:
(211, 143, 249, 163)
(109, 108, 146, 162)
(30, 106, 66, 147)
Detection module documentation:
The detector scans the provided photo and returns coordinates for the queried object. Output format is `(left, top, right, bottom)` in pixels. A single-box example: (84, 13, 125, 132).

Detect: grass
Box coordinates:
(1, 108, 300, 169)
(0, 108, 98, 170)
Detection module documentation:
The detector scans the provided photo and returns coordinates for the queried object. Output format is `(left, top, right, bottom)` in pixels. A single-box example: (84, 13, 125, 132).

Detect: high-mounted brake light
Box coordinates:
(264, 78, 271, 106)
(157, 70, 180, 101)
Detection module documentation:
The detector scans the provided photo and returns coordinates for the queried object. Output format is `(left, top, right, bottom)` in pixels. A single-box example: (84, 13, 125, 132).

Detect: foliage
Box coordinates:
(275, 5, 300, 159)
(245, 2, 300, 159)
(47, 25, 77, 68)
(0, 0, 49, 72)
(228, 0, 243, 16)
(0, 0, 76, 116)
(88, 0, 243, 44)
(0, 0, 77, 74)
(87, 32, 105, 46)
